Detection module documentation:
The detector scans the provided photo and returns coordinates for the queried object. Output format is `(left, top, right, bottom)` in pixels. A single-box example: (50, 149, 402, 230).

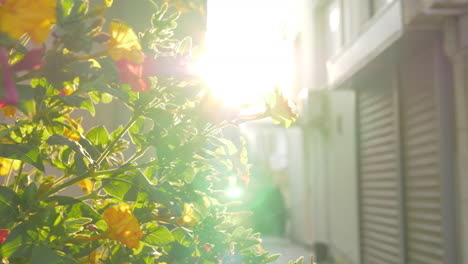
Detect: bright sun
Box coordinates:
(196, 0, 297, 107)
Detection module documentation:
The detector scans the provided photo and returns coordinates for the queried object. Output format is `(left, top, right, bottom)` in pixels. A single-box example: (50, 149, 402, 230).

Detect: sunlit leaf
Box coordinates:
(0, 144, 44, 171)
(46, 134, 94, 164)
(172, 227, 193, 247)
(85, 126, 109, 146)
(143, 223, 174, 246)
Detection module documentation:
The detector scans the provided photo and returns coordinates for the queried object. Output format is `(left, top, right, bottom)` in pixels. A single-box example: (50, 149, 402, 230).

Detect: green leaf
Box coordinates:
(86, 126, 109, 146)
(144, 166, 159, 183)
(53, 94, 86, 107)
(172, 227, 193, 247)
(67, 200, 101, 220)
(53, 95, 95, 116)
(65, 217, 92, 233)
(0, 144, 44, 171)
(78, 135, 101, 160)
(1, 223, 38, 258)
(97, 84, 129, 101)
(22, 183, 38, 207)
(69, 0, 88, 16)
(46, 195, 81, 206)
(81, 99, 95, 116)
(143, 223, 174, 246)
(46, 134, 94, 164)
(59, 0, 75, 18)
(102, 172, 153, 201)
(129, 117, 145, 135)
(16, 85, 36, 116)
(31, 245, 64, 264)
(102, 175, 133, 200)
(0, 186, 21, 228)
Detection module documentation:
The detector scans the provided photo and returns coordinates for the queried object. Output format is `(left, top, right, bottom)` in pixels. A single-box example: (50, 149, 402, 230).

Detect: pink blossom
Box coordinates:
(11, 47, 45, 72)
(0, 48, 19, 107)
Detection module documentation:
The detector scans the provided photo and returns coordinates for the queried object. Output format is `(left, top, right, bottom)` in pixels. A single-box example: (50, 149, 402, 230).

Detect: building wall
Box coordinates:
(326, 91, 360, 264)
(295, 0, 468, 263)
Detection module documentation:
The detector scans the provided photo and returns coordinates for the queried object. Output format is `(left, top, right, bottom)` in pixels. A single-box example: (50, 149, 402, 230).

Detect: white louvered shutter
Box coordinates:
(399, 41, 456, 264)
(357, 77, 403, 264)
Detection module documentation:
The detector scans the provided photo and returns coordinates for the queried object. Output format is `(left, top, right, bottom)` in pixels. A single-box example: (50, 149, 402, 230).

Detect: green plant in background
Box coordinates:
(0, 0, 299, 263)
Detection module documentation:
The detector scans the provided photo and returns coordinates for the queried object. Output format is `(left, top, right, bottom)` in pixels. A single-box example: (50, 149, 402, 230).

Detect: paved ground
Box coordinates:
(261, 237, 314, 264)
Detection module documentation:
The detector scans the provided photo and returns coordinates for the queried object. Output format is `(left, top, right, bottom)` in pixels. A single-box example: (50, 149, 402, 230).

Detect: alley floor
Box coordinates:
(261, 237, 314, 263)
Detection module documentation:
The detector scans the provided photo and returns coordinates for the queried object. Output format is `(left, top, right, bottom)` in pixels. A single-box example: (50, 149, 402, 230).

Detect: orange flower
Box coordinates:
(2, 105, 16, 117)
(63, 127, 81, 141)
(0, 0, 56, 44)
(107, 21, 143, 64)
(103, 203, 143, 249)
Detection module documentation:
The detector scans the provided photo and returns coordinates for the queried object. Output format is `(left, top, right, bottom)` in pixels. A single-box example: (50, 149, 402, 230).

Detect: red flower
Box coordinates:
(115, 59, 149, 92)
(203, 243, 212, 253)
(0, 229, 9, 244)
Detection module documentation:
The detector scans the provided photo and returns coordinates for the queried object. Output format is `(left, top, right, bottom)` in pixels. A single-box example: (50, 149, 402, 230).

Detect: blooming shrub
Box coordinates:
(0, 0, 300, 263)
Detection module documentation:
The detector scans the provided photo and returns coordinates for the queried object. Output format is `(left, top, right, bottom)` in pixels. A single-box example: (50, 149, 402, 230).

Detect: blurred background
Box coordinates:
(68, 0, 468, 263)
(201, 1, 468, 264)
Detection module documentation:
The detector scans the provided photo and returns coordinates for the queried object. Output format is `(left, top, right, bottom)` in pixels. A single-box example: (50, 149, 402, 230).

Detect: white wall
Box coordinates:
(326, 91, 360, 263)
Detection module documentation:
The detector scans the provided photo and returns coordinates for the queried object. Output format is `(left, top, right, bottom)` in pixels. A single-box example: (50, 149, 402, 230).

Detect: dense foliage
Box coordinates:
(0, 0, 300, 263)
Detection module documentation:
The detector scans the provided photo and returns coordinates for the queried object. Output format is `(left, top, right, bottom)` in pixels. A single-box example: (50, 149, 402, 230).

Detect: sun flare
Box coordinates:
(196, 0, 297, 108)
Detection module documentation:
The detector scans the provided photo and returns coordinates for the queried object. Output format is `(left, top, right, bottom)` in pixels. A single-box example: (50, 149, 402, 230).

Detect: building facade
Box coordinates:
(265, 0, 468, 263)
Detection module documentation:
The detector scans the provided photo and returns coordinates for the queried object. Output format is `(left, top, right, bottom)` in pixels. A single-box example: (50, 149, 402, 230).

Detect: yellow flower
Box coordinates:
(265, 87, 298, 128)
(2, 105, 16, 117)
(77, 179, 94, 194)
(0, 157, 19, 176)
(177, 203, 198, 227)
(103, 203, 143, 249)
(0, 0, 56, 44)
(107, 21, 143, 64)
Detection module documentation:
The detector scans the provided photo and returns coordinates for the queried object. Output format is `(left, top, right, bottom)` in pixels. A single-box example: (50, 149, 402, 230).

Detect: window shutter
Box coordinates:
(399, 43, 456, 264)
(357, 79, 403, 264)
